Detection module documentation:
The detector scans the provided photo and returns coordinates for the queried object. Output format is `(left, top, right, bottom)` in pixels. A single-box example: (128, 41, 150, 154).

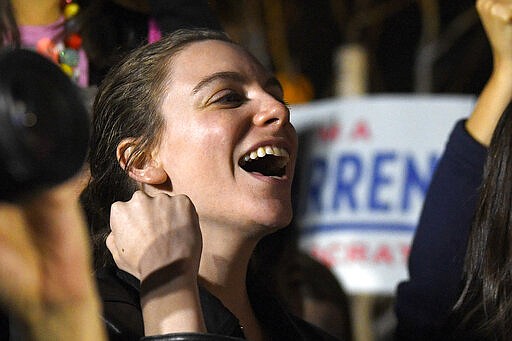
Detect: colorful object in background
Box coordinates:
(276, 71, 314, 105)
(35, 0, 82, 82)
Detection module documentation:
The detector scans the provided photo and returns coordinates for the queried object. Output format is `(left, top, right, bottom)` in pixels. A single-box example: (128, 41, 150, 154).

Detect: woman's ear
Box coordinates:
(116, 139, 167, 184)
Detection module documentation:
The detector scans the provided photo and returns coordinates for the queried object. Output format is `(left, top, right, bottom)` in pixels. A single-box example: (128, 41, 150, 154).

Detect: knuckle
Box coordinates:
(173, 193, 190, 201)
(173, 194, 194, 209)
(153, 192, 171, 202)
(132, 190, 145, 200)
(111, 200, 121, 210)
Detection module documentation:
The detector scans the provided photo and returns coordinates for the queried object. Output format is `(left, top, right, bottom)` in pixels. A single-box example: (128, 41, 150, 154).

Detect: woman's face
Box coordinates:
(154, 40, 297, 234)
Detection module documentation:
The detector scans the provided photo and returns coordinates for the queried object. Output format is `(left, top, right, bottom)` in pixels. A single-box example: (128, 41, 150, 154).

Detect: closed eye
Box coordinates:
(213, 91, 246, 107)
(266, 85, 288, 108)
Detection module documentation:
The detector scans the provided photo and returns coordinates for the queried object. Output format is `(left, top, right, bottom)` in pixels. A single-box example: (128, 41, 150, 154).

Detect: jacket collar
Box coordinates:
(100, 266, 244, 337)
(97, 266, 305, 340)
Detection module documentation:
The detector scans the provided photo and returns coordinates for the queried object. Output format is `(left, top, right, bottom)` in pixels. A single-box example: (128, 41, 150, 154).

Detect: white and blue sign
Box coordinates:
(291, 95, 475, 294)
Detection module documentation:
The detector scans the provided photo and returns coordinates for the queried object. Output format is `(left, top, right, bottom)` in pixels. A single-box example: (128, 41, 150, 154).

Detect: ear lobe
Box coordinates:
(132, 159, 167, 185)
(117, 139, 168, 185)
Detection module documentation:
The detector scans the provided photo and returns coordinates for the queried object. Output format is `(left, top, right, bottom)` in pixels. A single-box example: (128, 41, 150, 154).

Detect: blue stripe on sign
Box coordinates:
(300, 222, 416, 235)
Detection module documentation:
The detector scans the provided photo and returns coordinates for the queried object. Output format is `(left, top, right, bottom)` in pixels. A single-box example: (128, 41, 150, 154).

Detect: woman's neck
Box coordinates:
(198, 228, 257, 298)
(11, 0, 62, 26)
(198, 227, 268, 340)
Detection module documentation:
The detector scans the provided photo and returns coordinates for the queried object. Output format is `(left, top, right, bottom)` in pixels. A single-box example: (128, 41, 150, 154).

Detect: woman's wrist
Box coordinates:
(141, 271, 206, 336)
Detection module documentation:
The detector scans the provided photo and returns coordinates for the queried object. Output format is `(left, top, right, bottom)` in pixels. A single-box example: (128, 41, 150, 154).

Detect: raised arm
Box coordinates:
(395, 1, 512, 339)
(107, 190, 207, 337)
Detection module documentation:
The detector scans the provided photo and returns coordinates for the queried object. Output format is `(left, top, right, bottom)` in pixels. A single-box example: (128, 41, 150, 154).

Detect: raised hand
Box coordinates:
(466, 0, 512, 146)
(107, 191, 202, 281)
(107, 191, 206, 335)
(477, 0, 512, 62)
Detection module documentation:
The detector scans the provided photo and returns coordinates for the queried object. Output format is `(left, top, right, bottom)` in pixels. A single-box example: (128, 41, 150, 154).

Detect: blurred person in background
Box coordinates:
(0, 48, 106, 341)
(395, 0, 512, 339)
(0, 0, 221, 87)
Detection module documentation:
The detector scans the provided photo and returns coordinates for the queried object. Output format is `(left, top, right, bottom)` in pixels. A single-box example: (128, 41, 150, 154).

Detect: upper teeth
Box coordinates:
(242, 145, 289, 163)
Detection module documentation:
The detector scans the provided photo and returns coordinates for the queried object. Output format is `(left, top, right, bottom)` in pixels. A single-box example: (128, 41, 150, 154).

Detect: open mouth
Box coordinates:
(238, 145, 290, 177)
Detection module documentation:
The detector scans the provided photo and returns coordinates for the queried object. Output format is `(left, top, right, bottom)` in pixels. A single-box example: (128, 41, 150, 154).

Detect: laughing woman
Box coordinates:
(82, 29, 340, 341)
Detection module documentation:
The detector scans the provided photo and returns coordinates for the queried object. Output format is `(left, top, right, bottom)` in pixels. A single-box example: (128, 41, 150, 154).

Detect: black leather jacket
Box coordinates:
(97, 266, 341, 341)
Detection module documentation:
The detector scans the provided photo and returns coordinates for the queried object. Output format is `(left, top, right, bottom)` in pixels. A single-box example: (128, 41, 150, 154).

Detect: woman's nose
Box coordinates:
(252, 95, 290, 128)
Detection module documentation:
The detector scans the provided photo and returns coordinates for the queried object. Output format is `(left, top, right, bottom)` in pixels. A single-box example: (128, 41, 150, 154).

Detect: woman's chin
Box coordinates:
(256, 209, 293, 233)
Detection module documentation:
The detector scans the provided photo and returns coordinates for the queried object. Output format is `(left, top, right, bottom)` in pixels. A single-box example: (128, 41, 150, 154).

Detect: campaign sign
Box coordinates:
(290, 95, 475, 294)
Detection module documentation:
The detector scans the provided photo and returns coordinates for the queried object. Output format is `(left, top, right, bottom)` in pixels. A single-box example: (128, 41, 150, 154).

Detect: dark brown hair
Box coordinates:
(81, 29, 233, 268)
(454, 102, 512, 339)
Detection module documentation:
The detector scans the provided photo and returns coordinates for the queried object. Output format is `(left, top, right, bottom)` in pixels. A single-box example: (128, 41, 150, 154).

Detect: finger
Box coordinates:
(478, 0, 512, 22)
(109, 200, 130, 236)
(105, 234, 122, 268)
(132, 189, 152, 201)
(105, 233, 116, 255)
(492, 2, 512, 22)
(106, 233, 125, 264)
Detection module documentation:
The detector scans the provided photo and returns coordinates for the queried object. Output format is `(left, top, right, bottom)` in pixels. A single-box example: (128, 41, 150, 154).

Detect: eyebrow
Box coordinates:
(191, 71, 284, 95)
(192, 71, 245, 94)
